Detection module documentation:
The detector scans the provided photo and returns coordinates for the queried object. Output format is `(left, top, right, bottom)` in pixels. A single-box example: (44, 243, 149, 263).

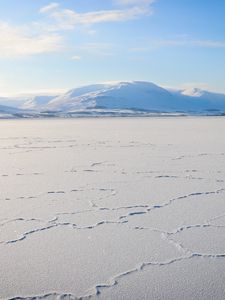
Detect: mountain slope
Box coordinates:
(0, 104, 22, 113)
(1, 81, 225, 115)
(21, 95, 58, 110)
(0, 97, 28, 108)
(47, 81, 175, 111)
(179, 88, 225, 111)
(46, 81, 225, 113)
(0, 104, 26, 118)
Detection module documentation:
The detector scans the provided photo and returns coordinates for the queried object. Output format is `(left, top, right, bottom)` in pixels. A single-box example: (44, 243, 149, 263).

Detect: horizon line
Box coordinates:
(1, 80, 225, 98)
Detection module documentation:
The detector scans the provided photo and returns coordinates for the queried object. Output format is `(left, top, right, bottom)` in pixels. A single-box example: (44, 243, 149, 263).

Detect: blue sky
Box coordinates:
(0, 0, 225, 95)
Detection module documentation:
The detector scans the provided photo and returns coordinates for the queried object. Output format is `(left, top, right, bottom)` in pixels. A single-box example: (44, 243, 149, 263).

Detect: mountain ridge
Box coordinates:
(1, 81, 225, 117)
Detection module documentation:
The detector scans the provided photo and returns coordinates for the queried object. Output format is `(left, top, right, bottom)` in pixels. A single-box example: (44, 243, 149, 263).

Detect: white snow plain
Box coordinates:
(0, 117, 225, 300)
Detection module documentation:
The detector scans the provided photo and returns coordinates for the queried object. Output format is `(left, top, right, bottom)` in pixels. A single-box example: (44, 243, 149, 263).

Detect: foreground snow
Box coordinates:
(0, 118, 225, 300)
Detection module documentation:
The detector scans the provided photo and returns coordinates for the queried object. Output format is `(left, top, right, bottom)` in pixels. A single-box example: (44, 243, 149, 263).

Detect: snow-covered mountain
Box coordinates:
(21, 95, 58, 110)
(45, 81, 225, 113)
(0, 95, 58, 110)
(172, 88, 225, 112)
(0, 104, 26, 118)
(1, 81, 225, 116)
(46, 82, 173, 111)
(0, 95, 58, 117)
(0, 97, 28, 108)
(0, 104, 22, 113)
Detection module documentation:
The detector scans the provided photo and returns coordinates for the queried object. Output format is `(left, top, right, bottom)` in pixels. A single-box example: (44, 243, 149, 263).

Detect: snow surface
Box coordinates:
(0, 117, 225, 299)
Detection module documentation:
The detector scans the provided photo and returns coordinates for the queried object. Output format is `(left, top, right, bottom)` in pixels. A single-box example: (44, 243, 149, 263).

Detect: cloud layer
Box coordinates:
(40, 1, 153, 30)
(0, 1, 155, 58)
(131, 36, 225, 52)
(1, 1, 224, 60)
(0, 22, 63, 58)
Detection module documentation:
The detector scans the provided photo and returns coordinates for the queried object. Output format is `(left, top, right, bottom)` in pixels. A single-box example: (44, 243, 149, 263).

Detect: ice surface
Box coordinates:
(0, 117, 225, 299)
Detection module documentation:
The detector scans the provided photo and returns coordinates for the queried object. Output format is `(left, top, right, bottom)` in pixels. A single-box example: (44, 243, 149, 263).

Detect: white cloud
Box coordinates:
(0, 22, 63, 58)
(52, 7, 149, 28)
(39, 1, 154, 31)
(0, 1, 156, 59)
(70, 44, 115, 60)
(180, 82, 212, 92)
(78, 43, 114, 56)
(130, 37, 225, 52)
(39, 2, 59, 14)
(115, 0, 155, 6)
(71, 55, 81, 60)
(156, 38, 225, 48)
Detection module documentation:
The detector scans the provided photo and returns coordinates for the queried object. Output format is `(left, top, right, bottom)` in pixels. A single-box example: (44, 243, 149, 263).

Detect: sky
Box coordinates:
(0, 0, 225, 96)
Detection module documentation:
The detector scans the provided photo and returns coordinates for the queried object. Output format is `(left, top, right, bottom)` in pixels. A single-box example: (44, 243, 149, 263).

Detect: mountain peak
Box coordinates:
(181, 88, 204, 97)
(1, 81, 225, 116)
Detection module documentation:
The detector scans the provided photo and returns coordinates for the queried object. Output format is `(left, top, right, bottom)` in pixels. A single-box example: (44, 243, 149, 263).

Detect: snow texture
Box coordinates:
(0, 117, 225, 299)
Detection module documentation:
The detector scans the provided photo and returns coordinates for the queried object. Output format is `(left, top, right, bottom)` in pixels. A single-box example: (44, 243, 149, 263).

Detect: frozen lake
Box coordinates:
(1, 117, 225, 300)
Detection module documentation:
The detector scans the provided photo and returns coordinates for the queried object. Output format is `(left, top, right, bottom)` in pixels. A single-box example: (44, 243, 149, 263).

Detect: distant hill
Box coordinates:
(45, 81, 225, 113)
(0, 104, 25, 118)
(1, 81, 225, 117)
